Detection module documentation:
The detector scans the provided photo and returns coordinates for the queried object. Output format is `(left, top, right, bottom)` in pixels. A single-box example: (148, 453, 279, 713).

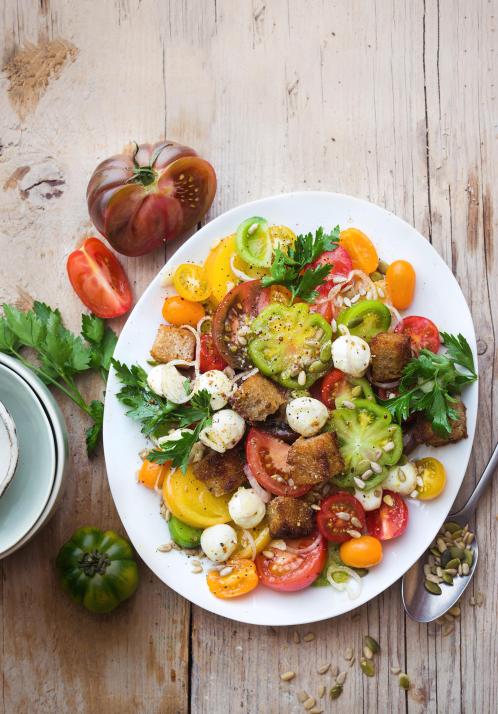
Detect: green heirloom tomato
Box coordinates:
(236, 216, 272, 267)
(334, 376, 376, 407)
(169, 516, 203, 548)
(248, 303, 333, 389)
(56, 527, 139, 614)
(337, 300, 391, 341)
(329, 399, 403, 491)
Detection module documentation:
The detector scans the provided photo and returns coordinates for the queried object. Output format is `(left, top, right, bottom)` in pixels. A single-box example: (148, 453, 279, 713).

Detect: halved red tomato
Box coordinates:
(365, 490, 409, 541)
(245, 428, 311, 497)
(199, 333, 227, 372)
(310, 368, 346, 409)
(256, 533, 326, 591)
(67, 237, 133, 318)
(394, 316, 440, 354)
(317, 493, 366, 543)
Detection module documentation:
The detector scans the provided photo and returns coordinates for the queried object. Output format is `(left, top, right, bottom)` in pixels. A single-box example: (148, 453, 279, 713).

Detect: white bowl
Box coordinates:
(104, 191, 478, 625)
(0, 354, 68, 559)
(0, 399, 18, 498)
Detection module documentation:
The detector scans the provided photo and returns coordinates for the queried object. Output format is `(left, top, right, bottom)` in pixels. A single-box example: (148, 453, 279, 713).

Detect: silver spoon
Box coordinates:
(402, 442, 498, 622)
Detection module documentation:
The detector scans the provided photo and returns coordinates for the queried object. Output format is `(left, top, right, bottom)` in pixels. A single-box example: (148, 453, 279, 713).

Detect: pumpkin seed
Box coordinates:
(424, 579, 442, 595)
(463, 549, 474, 567)
(364, 635, 380, 654)
(363, 645, 374, 660)
(445, 558, 461, 570)
(442, 573, 454, 585)
(444, 568, 458, 576)
(430, 547, 441, 558)
(443, 521, 460, 533)
(360, 658, 375, 677)
(329, 683, 343, 700)
(320, 342, 332, 362)
(398, 673, 410, 690)
(310, 360, 324, 373)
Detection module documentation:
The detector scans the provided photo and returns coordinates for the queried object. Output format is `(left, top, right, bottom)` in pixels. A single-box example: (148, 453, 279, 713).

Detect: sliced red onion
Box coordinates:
(371, 378, 401, 389)
(285, 532, 322, 555)
(244, 464, 272, 503)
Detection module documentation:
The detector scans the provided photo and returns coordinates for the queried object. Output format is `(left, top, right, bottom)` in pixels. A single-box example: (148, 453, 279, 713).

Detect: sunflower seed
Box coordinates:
(343, 297, 352, 307)
(449, 606, 461, 617)
(219, 566, 233, 577)
(157, 543, 173, 552)
(442, 623, 454, 637)
(370, 461, 382, 474)
(303, 697, 316, 710)
(303, 632, 315, 642)
(383, 494, 394, 507)
(344, 647, 354, 660)
(298, 370, 307, 386)
(317, 663, 330, 675)
(410, 490, 419, 499)
(309, 708, 323, 714)
(351, 516, 363, 529)
(297, 691, 309, 703)
(270, 539, 287, 550)
(318, 683, 326, 697)
(363, 645, 373, 660)
(390, 665, 401, 675)
(437, 538, 447, 553)
(383, 440, 395, 452)
(337, 511, 351, 521)
(191, 565, 203, 574)
(280, 671, 296, 681)
(336, 671, 347, 684)
(353, 477, 366, 490)
(293, 630, 301, 644)
(342, 399, 356, 409)
(347, 529, 362, 539)
(361, 469, 373, 480)
(330, 664, 339, 677)
(462, 562, 470, 575)
(262, 550, 274, 558)
(331, 319, 338, 332)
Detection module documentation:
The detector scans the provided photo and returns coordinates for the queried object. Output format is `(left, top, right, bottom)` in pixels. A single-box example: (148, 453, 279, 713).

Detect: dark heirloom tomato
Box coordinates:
(245, 427, 311, 497)
(256, 534, 326, 591)
(87, 141, 216, 257)
(317, 493, 367, 543)
(366, 491, 409, 540)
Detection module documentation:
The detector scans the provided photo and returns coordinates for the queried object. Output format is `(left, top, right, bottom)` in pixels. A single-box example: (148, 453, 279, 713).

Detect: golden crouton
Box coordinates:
(230, 374, 286, 422)
(370, 332, 411, 382)
(413, 399, 467, 447)
(287, 432, 344, 486)
(267, 496, 314, 539)
(192, 448, 246, 497)
(150, 325, 196, 363)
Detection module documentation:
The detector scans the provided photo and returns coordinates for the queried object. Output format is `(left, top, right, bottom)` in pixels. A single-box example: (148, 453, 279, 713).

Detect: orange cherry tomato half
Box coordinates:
(339, 535, 383, 568)
(66, 237, 133, 318)
(206, 558, 259, 599)
(339, 228, 379, 274)
(162, 295, 205, 327)
(386, 260, 416, 310)
(138, 459, 169, 490)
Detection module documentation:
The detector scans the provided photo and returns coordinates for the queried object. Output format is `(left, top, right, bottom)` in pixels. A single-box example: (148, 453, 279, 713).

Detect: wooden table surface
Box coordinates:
(1, 1, 497, 712)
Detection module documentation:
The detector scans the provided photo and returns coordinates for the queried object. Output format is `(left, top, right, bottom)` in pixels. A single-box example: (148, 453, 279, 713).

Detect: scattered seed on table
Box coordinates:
(442, 623, 454, 637)
(360, 658, 375, 677)
(317, 663, 330, 675)
(363, 645, 374, 660)
(309, 708, 323, 714)
(449, 605, 461, 617)
(390, 665, 401, 675)
(157, 543, 173, 552)
(297, 691, 309, 703)
(293, 630, 301, 644)
(330, 683, 343, 700)
(280, 671, 296, 682)
(303, 632, 315, 642)
(303, 696, 316, 710)
(364, 635, 380, 654)
(348, 656, 356, 667)
(330, 664, 339, 677)
(399, 673, 411, 690)
(344, 647, 353, 660)
(336, 671, 347, 685)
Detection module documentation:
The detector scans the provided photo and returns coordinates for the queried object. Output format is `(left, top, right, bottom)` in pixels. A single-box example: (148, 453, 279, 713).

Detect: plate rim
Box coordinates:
(103, 190, 478, 625)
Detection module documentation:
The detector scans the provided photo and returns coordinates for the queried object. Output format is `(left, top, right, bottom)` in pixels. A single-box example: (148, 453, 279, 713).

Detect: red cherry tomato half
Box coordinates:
(199, 333, 227, 372)
(67, 237, 133, 318)
(394, 316, 440, 354)
(365, 491, 409, 541)
(317, 492, 367, 543)
(309, 246, 353, 277)
(319, 369, 346, 409)
(245, 428, 311, 497)
(256, 533, 327, 591)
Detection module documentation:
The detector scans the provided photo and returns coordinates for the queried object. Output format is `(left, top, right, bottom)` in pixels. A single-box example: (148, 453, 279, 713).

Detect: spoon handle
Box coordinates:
(451, 442, 498, 520)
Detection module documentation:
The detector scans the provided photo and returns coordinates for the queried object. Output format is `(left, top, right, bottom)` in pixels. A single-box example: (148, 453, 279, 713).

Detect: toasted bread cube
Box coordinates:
(230, 373, 286, 422)
(413, 399, 467, 447)
(287, 432, 344, 486)
(150, 325, 196, 364)
(267, 496, 314, 539)
(370, 332, 411, 382)
(191, 448, 246, 497)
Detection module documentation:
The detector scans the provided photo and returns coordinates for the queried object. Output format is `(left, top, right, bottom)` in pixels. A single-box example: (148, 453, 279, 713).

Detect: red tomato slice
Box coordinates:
(245, 428, 311, 497)
(67, 237, 132, 318)
(309, 247, 352, 323)
(319, 369, 346, 409)
(365, 491, 409, 541)
(394, 316, 440, 354)
(256, 533, 326, 591)
(310, 282, 335, 322)
(199, 333, 227, 372)
(317, 493, 367, 543)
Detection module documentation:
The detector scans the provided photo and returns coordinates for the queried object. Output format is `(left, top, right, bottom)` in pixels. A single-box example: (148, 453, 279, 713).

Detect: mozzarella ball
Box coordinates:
(382, 462, 418, 496)
(354, 487, 383, 511)
(199, 409, 245, 453)
(228, 488, 266, 529)
(194, 370, 232, 411)
(147, 363, 192, 403)
(286, 397, 329, 437)
(331, 334, 371, 377)
(156, 428, 204, 464)
(200, 524, 238, 562)
(147, 364, 166, 396)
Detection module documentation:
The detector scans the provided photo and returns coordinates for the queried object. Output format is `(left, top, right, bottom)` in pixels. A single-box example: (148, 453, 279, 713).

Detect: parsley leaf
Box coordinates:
(148, 421, 207, 474)
(380, 333, 477, 436)
(83, 314, 118, 381)
(85, 400, 104, 453)
(261, 226, 340, 301)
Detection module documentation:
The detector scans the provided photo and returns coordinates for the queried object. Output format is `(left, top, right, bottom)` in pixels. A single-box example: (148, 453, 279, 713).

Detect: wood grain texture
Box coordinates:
(0, 1, 497, 713)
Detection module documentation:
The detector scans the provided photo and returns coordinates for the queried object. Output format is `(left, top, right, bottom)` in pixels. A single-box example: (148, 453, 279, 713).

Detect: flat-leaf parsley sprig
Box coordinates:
(0, 302, 117, 453)
(261, 226, 340, 301)
(112, 359, 212, 473)
(379, 332, 477, 436)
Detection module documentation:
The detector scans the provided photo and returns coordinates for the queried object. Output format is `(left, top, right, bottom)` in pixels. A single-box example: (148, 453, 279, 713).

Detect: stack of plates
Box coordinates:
(0, 353, 68, 559)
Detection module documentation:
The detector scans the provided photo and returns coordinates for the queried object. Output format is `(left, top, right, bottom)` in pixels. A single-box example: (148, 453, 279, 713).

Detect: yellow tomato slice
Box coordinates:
(415, 457, 446, 500)
(173, 263, 211, 302)
(269, 225, 296, 252)
(232, 524, 271, 560)
(340, 228, 379, 274)
(162, 467, 231, 528)
(207, 558, 259, 599)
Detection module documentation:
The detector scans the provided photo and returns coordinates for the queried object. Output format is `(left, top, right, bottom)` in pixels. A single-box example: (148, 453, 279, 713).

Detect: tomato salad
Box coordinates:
(113, 218, 477, 601)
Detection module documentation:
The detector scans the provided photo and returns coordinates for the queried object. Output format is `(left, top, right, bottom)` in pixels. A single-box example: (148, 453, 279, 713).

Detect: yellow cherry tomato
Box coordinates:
(162, 466, 231, 529)
(162, 295, 205, 326)
(340, 228, 379, 274)
(138, 459, 169, 490)
(173, 263, 211, 302)
(340, 535, 383, 568)
(269, 225, 296, 252)
(386, 260, 416, 310)
(415, 457, 446, 500)
(233, 524, 271, 560)
(206, 558, 259, 599)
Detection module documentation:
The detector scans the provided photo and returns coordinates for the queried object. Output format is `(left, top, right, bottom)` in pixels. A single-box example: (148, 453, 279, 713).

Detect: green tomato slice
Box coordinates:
(235, 216, 272, 267)
(169, 516, 203, 548)
(329, 399, 403, 491)
(248, 302, 333, 388)
(337, 300, 391, 341)
(334, 377, 376, 407)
